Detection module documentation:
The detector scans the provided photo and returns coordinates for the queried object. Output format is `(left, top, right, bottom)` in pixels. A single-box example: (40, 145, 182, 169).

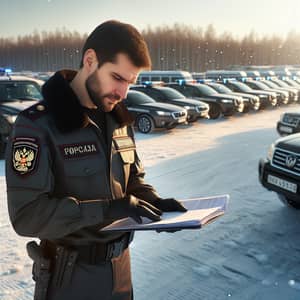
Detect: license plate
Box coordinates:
(267, 174, 297, 193)
(279, 125, 293, 133)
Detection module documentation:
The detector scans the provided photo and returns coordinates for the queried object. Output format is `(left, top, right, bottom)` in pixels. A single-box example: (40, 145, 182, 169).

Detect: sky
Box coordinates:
(1, 0, 300, 39)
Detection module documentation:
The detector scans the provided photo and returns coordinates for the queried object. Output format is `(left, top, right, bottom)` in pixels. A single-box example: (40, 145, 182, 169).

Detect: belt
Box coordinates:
(42, 233, 133, 265)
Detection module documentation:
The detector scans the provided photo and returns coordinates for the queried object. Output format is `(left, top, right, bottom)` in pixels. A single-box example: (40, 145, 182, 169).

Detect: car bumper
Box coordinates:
(259, 158, 300, 204)
(276, 121, 300, 136)
(154, 115, 186, 128)
(219, 102, 236, 115)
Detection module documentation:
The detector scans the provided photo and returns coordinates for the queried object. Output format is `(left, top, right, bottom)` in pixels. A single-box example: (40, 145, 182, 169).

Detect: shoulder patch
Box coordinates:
(12, 137, 39, 175)
(20, 101, 47, 121)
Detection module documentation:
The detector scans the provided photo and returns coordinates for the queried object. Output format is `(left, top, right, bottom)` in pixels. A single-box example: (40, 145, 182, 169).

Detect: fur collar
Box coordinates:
(42, 70, 134, 133)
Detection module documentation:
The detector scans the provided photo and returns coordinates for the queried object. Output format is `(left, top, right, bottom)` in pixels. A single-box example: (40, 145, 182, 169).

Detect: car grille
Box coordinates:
(282, 115, 299, 127)
(272, 148, 300, 176)
(172, 111, 186, 118)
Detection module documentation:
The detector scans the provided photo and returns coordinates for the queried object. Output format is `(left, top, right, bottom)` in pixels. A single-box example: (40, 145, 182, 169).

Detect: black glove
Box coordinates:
(152, 198, 187, 212)
(153, 198, 187, 233)
(107, 195, 162, 224)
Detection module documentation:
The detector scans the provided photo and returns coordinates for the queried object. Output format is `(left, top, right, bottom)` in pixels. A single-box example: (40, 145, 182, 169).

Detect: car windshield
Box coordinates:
(262, 80, 279, 88)
(286, 79, 299, 87)
(250, 81, 269, 89)
(209, 84, 232, 94)
(127, 91, 156, 105)
(230, 81, 253, 92)
(0, 81, 43, 102)
(195, 84, 218, 95)
(273, 79, 290, 88)
(156, 87, 185, 99)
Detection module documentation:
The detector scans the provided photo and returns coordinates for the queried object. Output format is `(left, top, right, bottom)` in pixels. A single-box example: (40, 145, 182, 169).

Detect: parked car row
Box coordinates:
(0, 70, 44, 155)
(252, 67, 300, 210)
(126, 73, 300, 133)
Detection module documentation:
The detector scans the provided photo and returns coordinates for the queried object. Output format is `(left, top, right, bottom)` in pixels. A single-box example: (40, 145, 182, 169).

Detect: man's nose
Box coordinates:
(117, 83, 129, 100)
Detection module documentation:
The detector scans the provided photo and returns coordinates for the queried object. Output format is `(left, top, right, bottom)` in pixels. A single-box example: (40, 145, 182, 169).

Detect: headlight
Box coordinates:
(221, 99, 233, 103)
(267, 143, 275, 161)
(156, 111, 171, 116)
(4, 114, 17, 124)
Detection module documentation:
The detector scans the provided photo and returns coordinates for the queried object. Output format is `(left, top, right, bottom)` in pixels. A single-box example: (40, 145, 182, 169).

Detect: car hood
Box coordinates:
(231, 92, 258, 100)
(207, 93, 241, 100)
(0, 100, 37, 114)
(168, 98, 208, 107)
(248, 90, 275, 96)
(130, 102, 185, 112)
(276, 133, 300, 152)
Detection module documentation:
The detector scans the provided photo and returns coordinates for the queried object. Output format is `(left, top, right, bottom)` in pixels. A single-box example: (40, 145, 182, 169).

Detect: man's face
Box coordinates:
(85, 53, 141, 112)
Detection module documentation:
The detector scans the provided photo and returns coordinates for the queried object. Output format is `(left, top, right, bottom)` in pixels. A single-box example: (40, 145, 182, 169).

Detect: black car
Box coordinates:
(243, 79, 289, 105)
(222, 80, 277, 109)
(166, 82, 244, 119)
(0, 75, 43, 154)
(259, 133, 300, 209)
(262, 80, 299, 103)
(277, 112, 300, 136)
(205, 81, 260, 112)
(124, 90, 187, 133)
(130, 84, 209, 122)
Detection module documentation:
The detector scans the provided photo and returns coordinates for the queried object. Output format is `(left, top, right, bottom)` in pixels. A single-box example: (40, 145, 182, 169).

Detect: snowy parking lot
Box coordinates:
(1, 104, 300, 299)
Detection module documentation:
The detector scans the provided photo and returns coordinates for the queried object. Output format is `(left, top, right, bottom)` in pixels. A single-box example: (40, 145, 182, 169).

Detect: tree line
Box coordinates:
(0, 24, 300, 72)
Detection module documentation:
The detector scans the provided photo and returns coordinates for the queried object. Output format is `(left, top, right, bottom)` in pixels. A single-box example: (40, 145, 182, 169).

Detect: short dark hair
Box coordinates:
(80, 20, 151, 69)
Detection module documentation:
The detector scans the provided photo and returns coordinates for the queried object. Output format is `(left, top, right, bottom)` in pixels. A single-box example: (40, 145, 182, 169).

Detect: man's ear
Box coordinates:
(83, 49, 99, 71)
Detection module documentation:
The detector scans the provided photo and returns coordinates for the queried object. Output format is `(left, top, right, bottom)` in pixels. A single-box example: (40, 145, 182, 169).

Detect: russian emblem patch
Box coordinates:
(12, 138, 39, 175)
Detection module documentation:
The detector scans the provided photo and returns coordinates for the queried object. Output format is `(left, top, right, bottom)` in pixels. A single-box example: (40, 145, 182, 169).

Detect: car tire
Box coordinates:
(277, 193, 300, 209)
(208, 103, 221, 119)
(136, 114, 154, 134)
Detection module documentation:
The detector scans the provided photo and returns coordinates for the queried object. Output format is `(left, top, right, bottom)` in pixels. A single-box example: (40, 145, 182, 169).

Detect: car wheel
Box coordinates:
(208, 103, 221, 119)
(136, 114, 154, 134)
(277, 193, 300, 209)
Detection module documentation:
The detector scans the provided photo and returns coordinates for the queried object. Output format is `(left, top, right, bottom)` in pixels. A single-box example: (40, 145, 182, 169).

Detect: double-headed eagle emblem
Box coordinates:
(13, 141, 38, 174)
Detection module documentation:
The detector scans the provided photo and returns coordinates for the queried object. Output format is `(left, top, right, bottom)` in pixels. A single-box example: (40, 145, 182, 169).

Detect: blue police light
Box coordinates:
(177, 79, 186, 85)
(5, 68, 12, 73)
(142, 81, 153, 86)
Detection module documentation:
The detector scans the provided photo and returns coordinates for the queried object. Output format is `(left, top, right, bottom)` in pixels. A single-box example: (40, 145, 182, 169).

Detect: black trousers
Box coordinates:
(46, 248, 133, 300)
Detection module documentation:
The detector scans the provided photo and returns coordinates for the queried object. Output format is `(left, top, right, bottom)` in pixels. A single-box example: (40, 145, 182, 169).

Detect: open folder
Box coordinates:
(100, 194, 229, 232)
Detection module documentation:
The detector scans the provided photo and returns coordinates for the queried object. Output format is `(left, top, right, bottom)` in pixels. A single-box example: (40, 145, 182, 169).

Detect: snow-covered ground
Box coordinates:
(1, 104, 300, 299)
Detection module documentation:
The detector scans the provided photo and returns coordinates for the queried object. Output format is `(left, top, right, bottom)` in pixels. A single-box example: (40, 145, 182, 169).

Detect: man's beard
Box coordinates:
(85, 73, 121, 112)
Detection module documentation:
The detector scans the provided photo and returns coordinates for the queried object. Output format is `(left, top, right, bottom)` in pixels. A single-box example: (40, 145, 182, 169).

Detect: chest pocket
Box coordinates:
(113, 136, 136, 164)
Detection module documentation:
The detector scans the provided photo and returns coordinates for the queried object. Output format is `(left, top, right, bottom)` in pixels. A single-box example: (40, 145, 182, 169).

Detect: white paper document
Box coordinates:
(100, 194, 229, 232)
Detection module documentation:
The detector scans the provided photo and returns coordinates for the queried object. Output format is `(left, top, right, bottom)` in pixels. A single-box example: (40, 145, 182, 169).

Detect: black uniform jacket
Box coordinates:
(5, 70, 159, 245)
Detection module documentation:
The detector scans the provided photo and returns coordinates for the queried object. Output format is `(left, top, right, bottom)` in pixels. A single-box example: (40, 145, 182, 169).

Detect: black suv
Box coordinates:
(130, 84, 209, 122)
(124, 90, 187, 133)
(205, 81, 260, 112)
(0, 74, 43, 154)
(166, 82, 244, 119)
(277, 112, 300, 136)
(259, 134, 300, 209)
(222, 80, 277, 109)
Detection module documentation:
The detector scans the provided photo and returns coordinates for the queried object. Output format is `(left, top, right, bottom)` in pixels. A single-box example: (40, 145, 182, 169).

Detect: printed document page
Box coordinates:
(100, 194, 229, 232)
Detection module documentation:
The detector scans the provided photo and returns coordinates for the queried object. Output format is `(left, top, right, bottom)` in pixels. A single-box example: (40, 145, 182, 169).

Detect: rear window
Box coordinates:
(0, 81, 42, 102)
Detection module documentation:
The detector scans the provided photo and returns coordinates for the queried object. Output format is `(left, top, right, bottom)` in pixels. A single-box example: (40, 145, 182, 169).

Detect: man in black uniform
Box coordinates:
(5, 20, 186, 300)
